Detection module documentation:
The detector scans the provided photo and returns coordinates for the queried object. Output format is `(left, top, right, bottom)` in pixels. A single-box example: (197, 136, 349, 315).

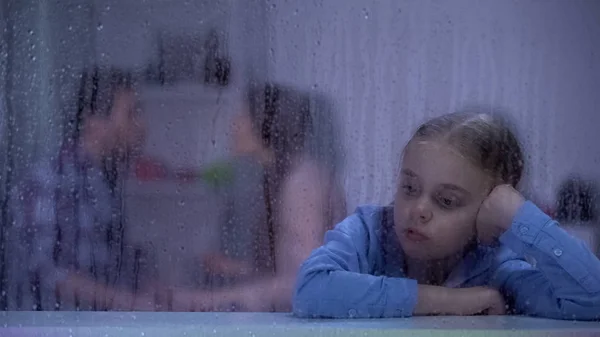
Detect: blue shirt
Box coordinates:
(292, 201, 600, 320)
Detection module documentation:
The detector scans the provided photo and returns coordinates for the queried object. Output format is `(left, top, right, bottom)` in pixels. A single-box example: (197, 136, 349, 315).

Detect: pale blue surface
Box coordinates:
(1, 312, 600, 337)
(294, 202, 600, 319)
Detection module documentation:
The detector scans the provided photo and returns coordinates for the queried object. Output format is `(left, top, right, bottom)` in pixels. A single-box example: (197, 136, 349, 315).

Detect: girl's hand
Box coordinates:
(476, 184, 525, 245)
(447, 287, 507, 316)
(416, 285, 506, 316)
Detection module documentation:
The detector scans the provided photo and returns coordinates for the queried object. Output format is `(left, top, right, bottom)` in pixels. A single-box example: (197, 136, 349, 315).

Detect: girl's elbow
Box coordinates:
(291, 299, 313, 318)
(291, 271, 327, 318)
(563, 302, 600, 321)
(292, 290, 319, 317)
(524, 299, 600, 321)
(556, 295, 600, 321)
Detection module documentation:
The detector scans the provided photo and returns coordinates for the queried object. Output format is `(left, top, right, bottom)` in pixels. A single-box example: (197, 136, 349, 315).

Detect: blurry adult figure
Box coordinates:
(4, 67, 152, 310)
(167, 83, 346, 312)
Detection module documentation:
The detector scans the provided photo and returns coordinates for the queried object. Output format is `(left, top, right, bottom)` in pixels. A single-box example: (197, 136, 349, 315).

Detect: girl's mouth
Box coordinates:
(404, 228, 430, 242)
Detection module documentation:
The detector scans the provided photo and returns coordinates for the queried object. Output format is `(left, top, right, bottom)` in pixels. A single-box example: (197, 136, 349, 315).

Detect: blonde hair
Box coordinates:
(409, 112, 524, 187)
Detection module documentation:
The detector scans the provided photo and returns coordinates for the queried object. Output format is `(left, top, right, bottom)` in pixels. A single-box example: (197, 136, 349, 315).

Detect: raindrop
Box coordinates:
(362, 8, 369, 19)
(97, 23, 103, 31)
(27, 29, 33, 35)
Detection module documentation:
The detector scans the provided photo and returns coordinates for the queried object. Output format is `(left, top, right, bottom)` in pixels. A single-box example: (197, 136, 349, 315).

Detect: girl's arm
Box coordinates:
(292, 210, 505, 318)
(292, 212, 417, 318)
(492, 201, 600, 321)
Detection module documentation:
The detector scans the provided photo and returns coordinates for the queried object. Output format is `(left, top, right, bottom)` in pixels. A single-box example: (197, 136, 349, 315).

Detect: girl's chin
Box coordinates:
(399, 238, 429, 258)
(399, 237, 448, 261)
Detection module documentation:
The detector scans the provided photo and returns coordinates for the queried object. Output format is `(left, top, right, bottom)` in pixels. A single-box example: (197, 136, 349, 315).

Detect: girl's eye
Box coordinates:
(402, 184, 418, 196)
(438, 195, 460, 209)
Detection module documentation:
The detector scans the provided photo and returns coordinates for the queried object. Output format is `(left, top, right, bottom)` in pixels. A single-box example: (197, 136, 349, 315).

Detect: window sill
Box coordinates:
(1, 312, 599, 336)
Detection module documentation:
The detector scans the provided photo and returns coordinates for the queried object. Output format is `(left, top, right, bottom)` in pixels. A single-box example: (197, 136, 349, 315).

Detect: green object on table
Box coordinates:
(200, 161, 235, 187)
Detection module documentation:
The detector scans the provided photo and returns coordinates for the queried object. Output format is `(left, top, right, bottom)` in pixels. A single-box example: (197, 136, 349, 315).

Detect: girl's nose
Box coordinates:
(411, 198, 433, 224)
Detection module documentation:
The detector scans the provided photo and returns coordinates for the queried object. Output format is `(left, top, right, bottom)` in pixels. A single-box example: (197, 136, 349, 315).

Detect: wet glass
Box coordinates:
(0, 0, 599, 329)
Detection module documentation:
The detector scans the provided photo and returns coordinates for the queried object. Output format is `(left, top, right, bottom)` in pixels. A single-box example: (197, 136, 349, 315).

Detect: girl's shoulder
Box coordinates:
(331, 205, 392, 241)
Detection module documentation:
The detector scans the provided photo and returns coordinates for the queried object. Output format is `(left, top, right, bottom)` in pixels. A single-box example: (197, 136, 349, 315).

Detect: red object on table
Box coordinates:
(134, 156, 168, 181)
(133, 157, 201, 183)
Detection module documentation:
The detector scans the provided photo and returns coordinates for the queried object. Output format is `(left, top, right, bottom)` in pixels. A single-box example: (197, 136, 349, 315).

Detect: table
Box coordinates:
(1, 312, 599, 337)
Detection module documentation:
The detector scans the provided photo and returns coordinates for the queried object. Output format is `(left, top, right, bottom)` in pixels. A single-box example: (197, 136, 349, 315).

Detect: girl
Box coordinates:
(293, 112, 600, 320)
(166, 83, 346, 311)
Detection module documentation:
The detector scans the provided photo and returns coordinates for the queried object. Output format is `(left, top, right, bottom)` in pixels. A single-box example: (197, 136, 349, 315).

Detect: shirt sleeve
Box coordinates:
(491, 201, 600, 321)
(292, 210, 418, 318)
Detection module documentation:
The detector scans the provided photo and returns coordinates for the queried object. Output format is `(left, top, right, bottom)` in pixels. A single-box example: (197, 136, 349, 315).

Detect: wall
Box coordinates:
(95, 0, 268, 86)
(266, 0, 600, 210)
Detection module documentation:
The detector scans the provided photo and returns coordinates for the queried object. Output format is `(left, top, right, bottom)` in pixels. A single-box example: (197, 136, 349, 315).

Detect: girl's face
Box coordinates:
(394, 140, 493, 261)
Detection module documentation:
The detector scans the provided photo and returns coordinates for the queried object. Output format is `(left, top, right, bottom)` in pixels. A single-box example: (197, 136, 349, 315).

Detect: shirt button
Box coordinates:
(553, 248, 563, 257)
(348, 309, 358, 317)
(519, 225, 529, 234)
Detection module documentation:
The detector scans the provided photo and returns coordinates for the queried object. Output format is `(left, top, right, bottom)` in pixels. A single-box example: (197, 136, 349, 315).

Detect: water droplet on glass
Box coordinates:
(97, 23, 103, 31)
